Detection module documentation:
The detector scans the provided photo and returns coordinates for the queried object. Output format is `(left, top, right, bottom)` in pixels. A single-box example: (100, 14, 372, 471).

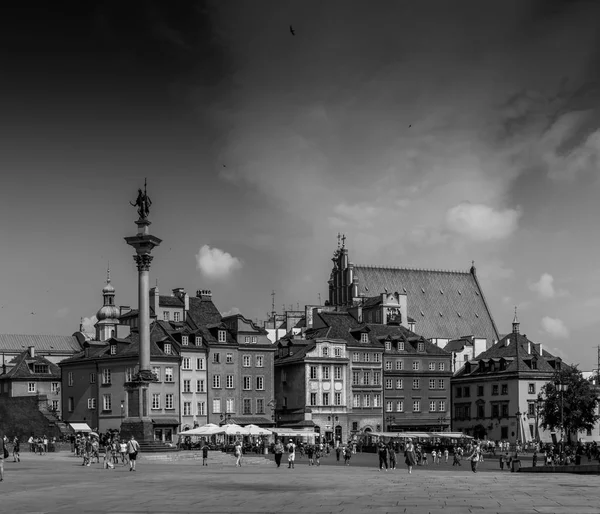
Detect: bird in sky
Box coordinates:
(409, 124, 412, 128)
(289, 25, 295, 36)
(30, 312, 36, 315)
(223, 164, 226, 167)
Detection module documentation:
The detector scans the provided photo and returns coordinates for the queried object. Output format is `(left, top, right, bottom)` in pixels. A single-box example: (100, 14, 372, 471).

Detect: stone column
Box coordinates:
(134, 253, 153, 372)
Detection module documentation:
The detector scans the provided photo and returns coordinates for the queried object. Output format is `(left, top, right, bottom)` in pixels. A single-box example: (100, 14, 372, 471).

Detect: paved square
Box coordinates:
(1, 453, 598, 514)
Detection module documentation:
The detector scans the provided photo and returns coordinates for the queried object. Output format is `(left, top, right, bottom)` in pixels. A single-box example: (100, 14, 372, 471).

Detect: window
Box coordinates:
(353, 352, 360, 362)
(456, 387, 463, 398)
(412, 379, 420, 389)
(212, 399, 221, 413)
(399, 342, 405, 351)
(385, 361, 392, 370)
(374, 353, 381, 363)
(226, 398, 236, 414)
(152, 394, 160, 410)
(151, 367, 160, 381)
(126, 368, 133, 382)
(164, 343, 172, 355)
(68, 397, 74, 412)
(492, 404, 500, 418)
(165, 367, 174, 382)
(182, 357, 191, 370)
(429, 362, 435, 371)
(102, 369, 111, 385)
(310, 366, 318, 379)
(352, 371, 360, 385)
(256, 376, 264, 390)
(429, 401, 436, 412)
(195, 336, 202, 345)
(438, 362, 445, 371)
(386, 401, 393, 412)
(196, 358, 205, 370)
(243, 399, 252, 414)
(334, 366, 342, 380)
(323, 366, 330, 380)
(196, 379, 205, 393)
(310, 393, 317, 406)
(322, 346, 329, 357)
(226, 375, 234, 389)
(197, 402, 205, 416)
(244, 336, 250, 343)
(89, 373, 96, 384)
(181, 335, 188, 346)
(361, 333, 368, 343)
(213, 375, 221, 388)
(88, 398, 96, 410)
(251, 336, 257, 344)
(163, 311, 170, 321)
(373, 372, 381, 385)
(501, 384, 508, 395)
(183, 380, 191, 393)
(396, 379, 403, 389)
(183, 402, 191, 416)
(110, 345, 117, 355)
(528, 383, 536, 394)
(255, 355, 264, 368)
(213, 353, 220, 364)
(386, 378, 393, 389)
(418, 342, 425, 352)
(429, 379, 436, 390)
(385, 342, 391, 351)
(438, 379, 444, 390)
(281, 370, 287, 382)
(396, 400, 404, 412)
(323, 392, 330, 406)
(363, 352, 370, 362)
(413, 400, 420, 412)
(334, 392, 342, 406)
(50, 400, 59, 411)
(243, 355, 251, 367)
(396, 360, 403, 370)
(463, 386, 470, 398)
(501, 404, 509, 418)
(28, 382, 36, 393)
(373, 394, 381, 408)
(363, 372, 370, 385)
(477, 404, 484, 418)
(165, 394, 174, 409)
(477, 385, 484, 397)
(51, 382, 60, 393)
(528, 403, 535, 416)
(226, 353, 233, 364)
(353, 394, 360, 408)
(492, 384, 499, 396)
(256, 398, 264, 414)
(68, 372, 73, 386)
(412, 361, 420, 371)
(438, 400, 446, 412)
(334, 347, 341, 357)
(174, 312, 180, 322)
(243, 376, 251, 390)
(363, 394, 370, 407)
(218, 330, 226, 343)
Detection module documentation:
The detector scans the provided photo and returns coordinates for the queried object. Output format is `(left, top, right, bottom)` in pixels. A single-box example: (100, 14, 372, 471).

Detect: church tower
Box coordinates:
(95, 266, 120, 341)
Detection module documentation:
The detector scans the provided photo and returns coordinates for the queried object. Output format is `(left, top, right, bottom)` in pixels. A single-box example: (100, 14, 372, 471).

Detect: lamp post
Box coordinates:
(515, 410, 522, 449)
(557, 383, 568, 450)
(220, 413, 232, 425)
(385, 415, 396, 432)
(120, 400, 125, 427)
(437, 416, 447, 432)
(535, 397, 543, 444)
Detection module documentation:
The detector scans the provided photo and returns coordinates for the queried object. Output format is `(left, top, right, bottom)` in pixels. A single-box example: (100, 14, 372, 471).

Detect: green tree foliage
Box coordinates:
(539, 366, 600, 443)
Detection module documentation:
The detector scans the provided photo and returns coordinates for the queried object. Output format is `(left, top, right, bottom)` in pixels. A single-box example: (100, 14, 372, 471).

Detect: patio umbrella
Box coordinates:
(179, 423, 221, 436)
(244, 424, 273, 436)
(89, 431, 99, 438)
(222, 424, 249, 436)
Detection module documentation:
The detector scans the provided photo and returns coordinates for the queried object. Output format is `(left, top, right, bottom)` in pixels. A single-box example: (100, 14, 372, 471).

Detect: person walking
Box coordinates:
(103, 441, 115, 470)
(314, 445, 321, 466)
(126, 435, 140, 472)
(444, 447, 449, 463)
(273, 439, 284, 468)
(0, 433, 7, 482)
(388, 443, 397, 470)
(287, 439, 296, 469)
(306, 444, 314, 466)
(336, 445, 341, 462)
(234, 440, 243, 467)
(467, 445, 480, 473)
(378, 441, 389, 471)
(13, 437, 20, 462)
(404, 438, 417, 474)
(202, 442, 209, 466)
(343, 445, 352, 466)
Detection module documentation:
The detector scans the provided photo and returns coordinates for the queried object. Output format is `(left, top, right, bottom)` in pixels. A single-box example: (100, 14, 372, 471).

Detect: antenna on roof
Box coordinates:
(318, 292, 322, 305)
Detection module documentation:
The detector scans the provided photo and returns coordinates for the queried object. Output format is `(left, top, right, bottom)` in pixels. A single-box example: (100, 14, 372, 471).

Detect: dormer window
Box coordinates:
(182, 336, 189, 346)
(361, 333, 368, 343)
(418, 342, 425, 352)
(218, 330, 226, 343)
(531, 359, 537, 370)
(195, 336, 202, 345)
(164, 343, 172, 355)
(33, 364, 49, 374)
(385, 341, 391, 351)
(322, 347, 329, 357)
(398, 341, 405, 351)
(110, 345, 117, 355)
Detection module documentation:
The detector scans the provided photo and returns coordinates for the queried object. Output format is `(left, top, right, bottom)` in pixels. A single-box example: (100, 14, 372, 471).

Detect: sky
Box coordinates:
(1, 1, 600, 368)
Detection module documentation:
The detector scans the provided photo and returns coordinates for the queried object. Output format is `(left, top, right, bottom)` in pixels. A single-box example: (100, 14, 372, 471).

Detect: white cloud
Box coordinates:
(81, 315, 97, 335)
(222, 306, 241, 317)
(541, 316, 569, 339)
(529, 273, 567, 299)
(195, 245, 242, 280)
(445, 203, 521, 241)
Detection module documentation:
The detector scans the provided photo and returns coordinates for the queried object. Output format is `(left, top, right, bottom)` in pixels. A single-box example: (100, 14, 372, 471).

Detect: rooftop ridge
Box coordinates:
(353, 264, 470, 274)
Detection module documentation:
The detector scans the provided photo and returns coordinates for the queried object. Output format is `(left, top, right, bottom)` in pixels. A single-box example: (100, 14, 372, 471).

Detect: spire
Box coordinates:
(470, 260, 476, 275)
(107, 261, 111, 284)
(512, 306, 520, 334)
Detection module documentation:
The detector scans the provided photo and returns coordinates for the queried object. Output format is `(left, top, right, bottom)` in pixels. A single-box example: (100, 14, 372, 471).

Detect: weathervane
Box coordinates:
(130, 178, 152, 220)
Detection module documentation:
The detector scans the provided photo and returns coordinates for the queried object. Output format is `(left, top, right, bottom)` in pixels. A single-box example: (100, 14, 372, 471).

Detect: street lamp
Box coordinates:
(120, 400, 125, 427)
(437, 416, 447, 432)
(515, 410, 522, 447)
(220, 413, 232, 425)
(385, 415, 396, 432)
(535, 397, 543, 443)
(557, 383, 568, 450)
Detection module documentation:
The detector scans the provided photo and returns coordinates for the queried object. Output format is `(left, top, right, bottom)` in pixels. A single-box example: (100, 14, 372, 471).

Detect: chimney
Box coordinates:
(183, 292, 189, 312)
(196, 289, 212, 300)
(173, 288, 185, 299)
(29, 346, 35, 358)
(398, 293, 408, 329)
(150, 286, 160, 314)
(527, 341, 531, 354)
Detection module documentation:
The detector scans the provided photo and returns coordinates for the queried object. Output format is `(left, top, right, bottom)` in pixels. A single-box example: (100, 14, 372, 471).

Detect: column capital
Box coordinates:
(134, 254, 154, 272)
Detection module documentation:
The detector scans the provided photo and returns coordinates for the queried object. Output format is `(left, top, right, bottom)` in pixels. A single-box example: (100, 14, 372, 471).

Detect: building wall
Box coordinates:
(274, 361, 305, 415)
(179, 349, 208, 430)
(206, 345, 238, 424)
(237, 344, 275, 423)
(348, 346, 384, 438)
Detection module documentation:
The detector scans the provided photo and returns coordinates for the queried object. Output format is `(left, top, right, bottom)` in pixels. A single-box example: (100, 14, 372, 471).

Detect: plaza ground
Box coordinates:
(1, 452, 598, 514)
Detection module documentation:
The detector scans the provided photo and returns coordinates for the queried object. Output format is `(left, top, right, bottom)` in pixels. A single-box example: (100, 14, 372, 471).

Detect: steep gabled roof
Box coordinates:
(0, 350, 60, 380)
(187, 296, 222, 326)
(352, 265, 499, 344)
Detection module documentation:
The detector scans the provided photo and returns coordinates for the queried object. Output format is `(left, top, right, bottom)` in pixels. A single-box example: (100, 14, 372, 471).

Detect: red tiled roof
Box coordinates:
(0, 334, 81, 354)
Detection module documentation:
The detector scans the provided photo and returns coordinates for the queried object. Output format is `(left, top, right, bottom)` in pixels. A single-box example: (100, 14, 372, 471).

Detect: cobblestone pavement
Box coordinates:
(1, 453, 598, 514)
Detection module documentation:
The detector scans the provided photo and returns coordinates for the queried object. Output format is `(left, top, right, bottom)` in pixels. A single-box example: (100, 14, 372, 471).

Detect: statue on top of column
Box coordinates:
(130, 179, 152, 220)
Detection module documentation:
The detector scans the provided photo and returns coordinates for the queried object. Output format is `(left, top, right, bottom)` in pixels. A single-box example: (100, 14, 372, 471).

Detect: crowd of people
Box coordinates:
(73, 432, 141, 471)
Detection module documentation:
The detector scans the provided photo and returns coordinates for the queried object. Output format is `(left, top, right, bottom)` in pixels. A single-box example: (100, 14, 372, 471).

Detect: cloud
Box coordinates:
(445, 203, 521, 241)
(81, 315, 97, 335)
(221, 306, 241, 317)
(55, 307, 70, 318)
(195, 245, 242, 280)
(541, 316, 569, 339)
(529, 273, 567, 299)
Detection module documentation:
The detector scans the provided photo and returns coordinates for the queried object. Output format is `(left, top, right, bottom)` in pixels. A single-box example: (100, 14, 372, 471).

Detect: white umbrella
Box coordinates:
(223, 423, 249, 436)
(245, 424, 273, 436)
(179, 423, 222, 437)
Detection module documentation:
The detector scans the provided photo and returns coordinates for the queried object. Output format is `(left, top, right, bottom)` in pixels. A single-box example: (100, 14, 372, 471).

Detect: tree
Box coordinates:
(539, 366, 600, 444)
